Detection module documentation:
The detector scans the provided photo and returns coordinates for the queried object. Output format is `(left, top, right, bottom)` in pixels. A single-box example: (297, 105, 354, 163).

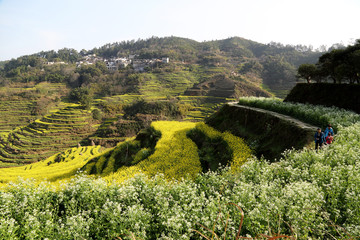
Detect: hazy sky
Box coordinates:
(0, 0, 359, 61)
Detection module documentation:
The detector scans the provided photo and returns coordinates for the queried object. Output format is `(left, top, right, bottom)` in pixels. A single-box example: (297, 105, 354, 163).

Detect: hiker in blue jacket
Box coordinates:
(324, 124, 334, 138)
(314, 128, 325, 151)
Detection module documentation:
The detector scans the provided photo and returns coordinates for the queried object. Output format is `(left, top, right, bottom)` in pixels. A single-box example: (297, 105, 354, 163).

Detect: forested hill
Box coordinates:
(0, 36, 323, 97)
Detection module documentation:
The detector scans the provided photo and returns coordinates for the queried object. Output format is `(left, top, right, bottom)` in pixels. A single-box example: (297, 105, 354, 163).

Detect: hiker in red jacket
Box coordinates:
(326, 132, 334, 145)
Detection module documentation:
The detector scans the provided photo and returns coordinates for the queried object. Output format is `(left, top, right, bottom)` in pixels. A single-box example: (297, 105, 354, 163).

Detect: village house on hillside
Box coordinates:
(105, 57, 131, 71)
(76, 54, 170, 72)
(162, 57, 169, 63)
(46, 61, 67, 65)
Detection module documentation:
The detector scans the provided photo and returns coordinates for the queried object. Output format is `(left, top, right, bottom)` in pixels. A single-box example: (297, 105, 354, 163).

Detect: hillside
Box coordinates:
(0, 36, 322, 98)
(86, 36, 323, 97)
(0, 79, 239, 167)
(0, 36, 324, 165)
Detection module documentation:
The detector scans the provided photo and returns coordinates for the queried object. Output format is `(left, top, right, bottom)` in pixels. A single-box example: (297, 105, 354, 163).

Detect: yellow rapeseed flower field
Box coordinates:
(106, 121, 252, 183)
(0, 121, 252, 186)
(105, 121, 201, 182)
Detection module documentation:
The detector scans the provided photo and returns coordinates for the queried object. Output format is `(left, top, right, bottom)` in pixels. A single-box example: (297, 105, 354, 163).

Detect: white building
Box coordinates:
(162, 57, 169, 63)
(106, 61, 118, 71)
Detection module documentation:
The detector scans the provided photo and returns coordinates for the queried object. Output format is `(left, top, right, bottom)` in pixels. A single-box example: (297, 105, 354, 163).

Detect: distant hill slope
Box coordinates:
(1, 36, 323, 98)
(184, 73, 272, 98)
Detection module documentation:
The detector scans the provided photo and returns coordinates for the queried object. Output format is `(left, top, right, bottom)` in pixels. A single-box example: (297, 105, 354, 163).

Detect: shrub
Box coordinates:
(91, 109, 102, 120)
(69, 87, 92, 110)
(187, 123, 252, 172)
(123, 99, 186, 119)
(30, 97, 52, 115)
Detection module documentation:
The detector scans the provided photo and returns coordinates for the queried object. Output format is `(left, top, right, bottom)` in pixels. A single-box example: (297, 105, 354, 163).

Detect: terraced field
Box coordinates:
(0, 104, 97, 166)
(138, 72, 198, 97)
(0, 100, 35, 133)
(0, 93, 232, 168)
(98, 94, 234, 121)
(178, 96, 235, 120)
(0, 145, 103, 185)
(0, 83, 68, 133)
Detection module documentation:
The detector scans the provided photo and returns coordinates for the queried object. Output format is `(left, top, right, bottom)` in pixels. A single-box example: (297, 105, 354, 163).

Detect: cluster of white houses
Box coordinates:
(75, 54, 169, 72)
(45, 61, 67, 65)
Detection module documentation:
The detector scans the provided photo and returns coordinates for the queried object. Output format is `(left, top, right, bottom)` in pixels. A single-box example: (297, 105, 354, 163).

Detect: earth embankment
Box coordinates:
(285, 83, 360, 113)
(206, 102, 317, 160)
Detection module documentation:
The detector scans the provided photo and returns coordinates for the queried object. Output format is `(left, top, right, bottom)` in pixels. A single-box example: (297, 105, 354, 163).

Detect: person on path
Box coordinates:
(326, 132, 334, 145)
(324, 124, 334, 138)
(314, 128, 325, 151)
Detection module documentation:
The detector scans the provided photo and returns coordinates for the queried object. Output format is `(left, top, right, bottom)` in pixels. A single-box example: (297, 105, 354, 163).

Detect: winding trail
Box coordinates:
(227, 102, 318, 132)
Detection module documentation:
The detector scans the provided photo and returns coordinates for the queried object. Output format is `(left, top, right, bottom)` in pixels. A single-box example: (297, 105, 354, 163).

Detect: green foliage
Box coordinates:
(4, 56, 43, 73)
(77, 65, 102, 78)
(99, 101, 124, 117)
(30, 97, 52, 116)
(187, 122, 252, 172)
(297, 63, 317, 83)
(299, 39, 360, 84)
(95, 61, 108, 74)
(261, 55, 297, 92)
(123, 99, 186, 119)
(94, 119, 146, 139)
(91, 109, 102, 120)
(187, 124, 232, 172)
(44, 73, 66, 83)
(135, 126, 162, 150)
(69, 87, 92, 110)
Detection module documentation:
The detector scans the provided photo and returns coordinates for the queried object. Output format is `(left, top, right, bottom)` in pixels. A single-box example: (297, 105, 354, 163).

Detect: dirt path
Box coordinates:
(227, 102, 318, 132)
